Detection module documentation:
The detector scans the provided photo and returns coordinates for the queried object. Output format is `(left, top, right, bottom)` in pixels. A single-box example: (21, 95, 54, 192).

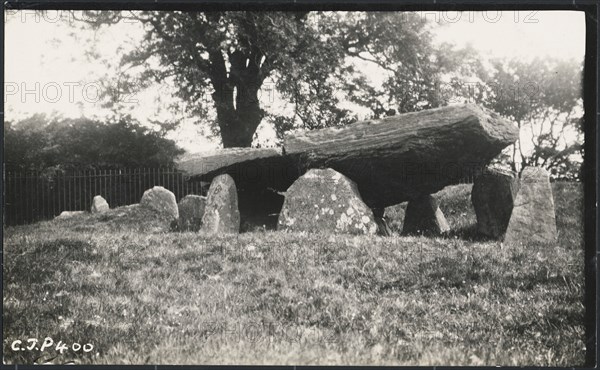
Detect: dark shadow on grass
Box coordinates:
(442, 223, 496, 243)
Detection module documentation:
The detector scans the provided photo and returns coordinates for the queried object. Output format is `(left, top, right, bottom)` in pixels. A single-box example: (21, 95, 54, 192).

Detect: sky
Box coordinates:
(4, 10, 586, 153)
(433, 10, 585, 62)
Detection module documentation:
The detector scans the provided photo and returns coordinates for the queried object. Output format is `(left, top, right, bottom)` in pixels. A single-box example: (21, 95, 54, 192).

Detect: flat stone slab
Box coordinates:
(278, 168, 378, 235)
(401, 194, 450, 235)
(201, 174, 240, 234)
(504, 167, 557, 244)
(176, 148, 296, 191)
(471, 168, 519, 238)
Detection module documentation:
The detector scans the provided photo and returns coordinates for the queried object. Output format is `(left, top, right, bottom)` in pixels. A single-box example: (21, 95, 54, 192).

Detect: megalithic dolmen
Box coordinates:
(177, 103, 519, 225)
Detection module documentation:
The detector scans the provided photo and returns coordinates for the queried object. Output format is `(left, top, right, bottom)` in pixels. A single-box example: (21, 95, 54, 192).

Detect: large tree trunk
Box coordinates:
(209, 47, 267, 148)
(216, 91, 263, 148)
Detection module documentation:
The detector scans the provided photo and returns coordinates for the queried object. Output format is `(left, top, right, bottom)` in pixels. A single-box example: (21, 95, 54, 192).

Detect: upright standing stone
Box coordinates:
(201, 174, 240, 234)
(140, 186, 179, 221)
(178, 195, 207, 231)
(401, 194, 450, 236)
(471, 168, 519, 238)
(91, 195, 110, 213)
(504, 167, 557, 244)
(278, 168, 378, 235)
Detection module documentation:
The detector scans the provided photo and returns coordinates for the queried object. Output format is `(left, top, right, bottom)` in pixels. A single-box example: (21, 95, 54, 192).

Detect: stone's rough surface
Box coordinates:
(177, 195, 207, 231)
(471, 168, 519, 238)
(504, 167, 557, 244)
(401, 194, 450, 235)
(140, 186, 179, 221)
(91, 195, 109, 213)
(200, 174, 240, 234)
(284, 104, 519, 209)
(55, 211, 86, 219)
(278, 168, 378, 235)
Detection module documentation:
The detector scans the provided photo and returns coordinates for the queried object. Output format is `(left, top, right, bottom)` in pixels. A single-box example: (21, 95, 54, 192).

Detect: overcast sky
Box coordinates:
(5, 10, 586, 153)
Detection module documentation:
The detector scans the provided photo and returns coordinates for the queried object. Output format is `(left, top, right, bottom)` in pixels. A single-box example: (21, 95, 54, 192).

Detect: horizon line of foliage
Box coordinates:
(4, 114, 184, 173)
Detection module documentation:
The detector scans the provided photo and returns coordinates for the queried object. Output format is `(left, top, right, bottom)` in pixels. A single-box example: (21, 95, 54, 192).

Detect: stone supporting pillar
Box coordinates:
(401, 194, 450, 236)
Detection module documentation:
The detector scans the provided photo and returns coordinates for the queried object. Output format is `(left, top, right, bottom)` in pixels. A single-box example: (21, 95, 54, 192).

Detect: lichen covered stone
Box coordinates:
(278, 168, 377, 235)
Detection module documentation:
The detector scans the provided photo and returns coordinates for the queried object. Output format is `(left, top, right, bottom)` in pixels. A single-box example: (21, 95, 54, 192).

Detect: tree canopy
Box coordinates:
(476, 58, 583, 179)
(4, 114, 184, 173)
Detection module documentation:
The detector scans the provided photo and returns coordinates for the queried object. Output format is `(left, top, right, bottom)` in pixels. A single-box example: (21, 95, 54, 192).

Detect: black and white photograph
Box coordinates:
(2, 3, 596, 366)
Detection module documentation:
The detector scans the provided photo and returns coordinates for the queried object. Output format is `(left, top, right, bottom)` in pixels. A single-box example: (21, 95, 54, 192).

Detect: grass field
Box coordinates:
(2, 182, 585, 365)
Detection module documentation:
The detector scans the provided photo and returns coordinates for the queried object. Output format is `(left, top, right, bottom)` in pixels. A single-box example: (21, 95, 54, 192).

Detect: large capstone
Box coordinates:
(177, 195, 206, 231)
(401, 194, 450, 236)
(90, 195, 109, 213)
(284, 104, 519, 209)
(140, 186, 179, 221)
(471, 168, 519, 238)
(200, 174, 240, 234)
(504, 167, 557, 244)
(278, 168, 378, 235)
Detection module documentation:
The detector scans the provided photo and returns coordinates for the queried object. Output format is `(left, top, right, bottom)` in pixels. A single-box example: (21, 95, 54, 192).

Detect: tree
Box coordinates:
(334, 13, 482, 118)
(77, 11, 346, 147)
(4, 114, 184, 172)
(77, 11, 468, 146)
(477, 58, 583, 179)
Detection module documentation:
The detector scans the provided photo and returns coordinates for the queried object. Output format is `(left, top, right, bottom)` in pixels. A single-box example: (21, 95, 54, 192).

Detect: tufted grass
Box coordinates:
(2, 183, 585, 365)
